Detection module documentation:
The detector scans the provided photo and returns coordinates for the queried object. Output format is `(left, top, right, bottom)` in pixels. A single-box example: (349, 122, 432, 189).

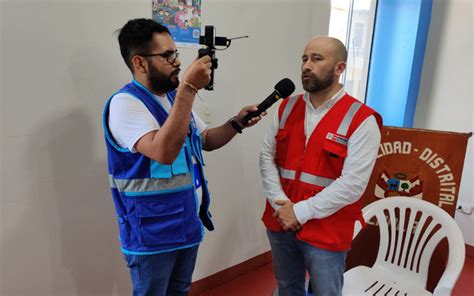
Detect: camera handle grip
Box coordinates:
(198, 48, 217, 90)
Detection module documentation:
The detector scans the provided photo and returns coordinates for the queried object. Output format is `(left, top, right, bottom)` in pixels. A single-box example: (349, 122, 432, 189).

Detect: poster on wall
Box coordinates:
(152, 0, 202, 48)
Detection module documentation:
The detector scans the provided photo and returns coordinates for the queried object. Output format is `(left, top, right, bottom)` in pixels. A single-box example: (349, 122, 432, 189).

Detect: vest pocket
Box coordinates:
(275, 129, 289, 166)
(318, 139, 347, 174)
(136, 195, 186, 245)
(172, 146, 189, 175)
(150, 162, 172, 179)
(150, 146, 190, 178)
(322, 138, 348, 158)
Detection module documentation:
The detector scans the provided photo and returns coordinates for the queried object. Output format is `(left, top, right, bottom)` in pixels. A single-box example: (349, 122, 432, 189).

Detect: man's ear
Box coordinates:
(335, 61, 346, 76)
(131, 55, 148, 74)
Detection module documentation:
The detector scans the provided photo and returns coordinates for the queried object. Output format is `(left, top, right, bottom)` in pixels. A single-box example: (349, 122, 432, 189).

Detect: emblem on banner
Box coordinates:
(375, 170, 423, 199)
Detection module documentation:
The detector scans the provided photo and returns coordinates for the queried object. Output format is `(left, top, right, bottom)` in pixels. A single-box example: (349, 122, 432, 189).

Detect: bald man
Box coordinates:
(259, 37, 383, 295)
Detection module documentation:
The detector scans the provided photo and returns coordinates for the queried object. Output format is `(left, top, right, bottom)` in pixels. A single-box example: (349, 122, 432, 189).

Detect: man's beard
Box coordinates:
(302, 68, 335, 93)
(147, 63, 179, 94)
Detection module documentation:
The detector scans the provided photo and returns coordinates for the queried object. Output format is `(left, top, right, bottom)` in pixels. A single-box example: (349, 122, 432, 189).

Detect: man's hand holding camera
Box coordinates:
(180, 55, 212, 97)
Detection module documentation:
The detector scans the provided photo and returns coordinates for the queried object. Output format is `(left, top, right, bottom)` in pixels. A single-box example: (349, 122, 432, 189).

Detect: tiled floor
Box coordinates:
(199, 256, 474, 296)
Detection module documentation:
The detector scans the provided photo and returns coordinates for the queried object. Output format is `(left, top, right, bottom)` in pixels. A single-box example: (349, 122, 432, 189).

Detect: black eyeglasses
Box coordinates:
(140, 50, 179, 64)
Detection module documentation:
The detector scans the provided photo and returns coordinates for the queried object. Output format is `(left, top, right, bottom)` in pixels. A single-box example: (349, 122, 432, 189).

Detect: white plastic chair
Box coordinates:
(343, 196, 465, 296)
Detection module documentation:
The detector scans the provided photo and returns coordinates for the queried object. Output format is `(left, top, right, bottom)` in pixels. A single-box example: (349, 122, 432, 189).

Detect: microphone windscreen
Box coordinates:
(275, 78, 296, 98)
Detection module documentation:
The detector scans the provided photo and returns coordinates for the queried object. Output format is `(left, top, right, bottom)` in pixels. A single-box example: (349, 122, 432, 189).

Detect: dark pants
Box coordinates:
(267, 230, 346, 296)
(123, 245, 199, 296)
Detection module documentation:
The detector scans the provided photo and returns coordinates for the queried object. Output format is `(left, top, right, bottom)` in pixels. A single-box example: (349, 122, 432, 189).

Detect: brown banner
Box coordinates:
(346, 126, 472, 292)
(362, 126, 472, 216)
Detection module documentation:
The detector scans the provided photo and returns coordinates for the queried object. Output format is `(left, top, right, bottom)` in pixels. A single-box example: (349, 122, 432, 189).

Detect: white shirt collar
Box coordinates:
(303, 87, 346, 112)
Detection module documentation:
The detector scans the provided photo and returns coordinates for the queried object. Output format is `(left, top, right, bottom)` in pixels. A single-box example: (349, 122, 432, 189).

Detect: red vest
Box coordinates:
(262, 93, 382, 251)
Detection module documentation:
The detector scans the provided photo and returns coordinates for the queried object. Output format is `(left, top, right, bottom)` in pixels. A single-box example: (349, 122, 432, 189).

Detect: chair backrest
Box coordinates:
(354, 196, 465, 293)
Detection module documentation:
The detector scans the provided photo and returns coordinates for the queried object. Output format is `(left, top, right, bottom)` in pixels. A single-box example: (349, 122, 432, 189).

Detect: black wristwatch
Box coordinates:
(229, 116, 243, 134)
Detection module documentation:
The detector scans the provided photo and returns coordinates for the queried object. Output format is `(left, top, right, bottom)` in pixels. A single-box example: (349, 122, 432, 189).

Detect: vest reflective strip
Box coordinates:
(337, 102, 362, 136)
(279, 95, 299, 129)
(279, 168, 296, 180)
(278, 167, 335, 187)
(109, 173, 193, 193)
(299, 172, 334, 187)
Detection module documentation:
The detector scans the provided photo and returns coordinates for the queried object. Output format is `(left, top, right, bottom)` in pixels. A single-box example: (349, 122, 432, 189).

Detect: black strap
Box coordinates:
(230, 117, 243, 134)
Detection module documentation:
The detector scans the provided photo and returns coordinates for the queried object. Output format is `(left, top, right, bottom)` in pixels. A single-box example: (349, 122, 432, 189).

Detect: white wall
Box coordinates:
(4, 0, 470, 295)
(415, 0, 473, 244)
(0, 0, 329, 295)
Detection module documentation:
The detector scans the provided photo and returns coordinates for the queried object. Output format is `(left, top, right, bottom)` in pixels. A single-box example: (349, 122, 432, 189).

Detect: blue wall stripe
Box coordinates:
(365, 0, 433, 127)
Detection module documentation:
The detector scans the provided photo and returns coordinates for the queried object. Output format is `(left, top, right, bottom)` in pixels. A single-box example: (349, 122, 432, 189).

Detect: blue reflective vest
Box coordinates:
(102, 79, 214, 255)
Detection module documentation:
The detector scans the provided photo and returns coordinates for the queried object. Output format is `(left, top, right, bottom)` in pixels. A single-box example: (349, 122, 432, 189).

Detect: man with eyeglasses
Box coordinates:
(102, 18, 262, 296)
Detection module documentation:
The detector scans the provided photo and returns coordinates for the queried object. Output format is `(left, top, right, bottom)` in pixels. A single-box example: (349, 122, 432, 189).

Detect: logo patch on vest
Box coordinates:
(326, 132, 348, 145)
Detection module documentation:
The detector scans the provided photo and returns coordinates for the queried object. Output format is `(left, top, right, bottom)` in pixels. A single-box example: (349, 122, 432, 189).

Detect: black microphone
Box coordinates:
(241, 78, 296, 126)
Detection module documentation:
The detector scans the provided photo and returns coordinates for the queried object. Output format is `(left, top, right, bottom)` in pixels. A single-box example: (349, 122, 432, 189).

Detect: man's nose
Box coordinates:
(173, 57, 181, 67)
(302, 61, 312, 72)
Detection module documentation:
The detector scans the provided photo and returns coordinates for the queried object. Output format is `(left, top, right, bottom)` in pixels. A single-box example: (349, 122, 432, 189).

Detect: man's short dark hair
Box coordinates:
(118, 18, 171, 72)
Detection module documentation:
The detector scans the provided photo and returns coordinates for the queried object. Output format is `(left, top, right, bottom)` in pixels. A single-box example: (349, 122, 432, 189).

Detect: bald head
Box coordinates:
(305, 37, 347, 63)
(301, 36, 348, 94)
